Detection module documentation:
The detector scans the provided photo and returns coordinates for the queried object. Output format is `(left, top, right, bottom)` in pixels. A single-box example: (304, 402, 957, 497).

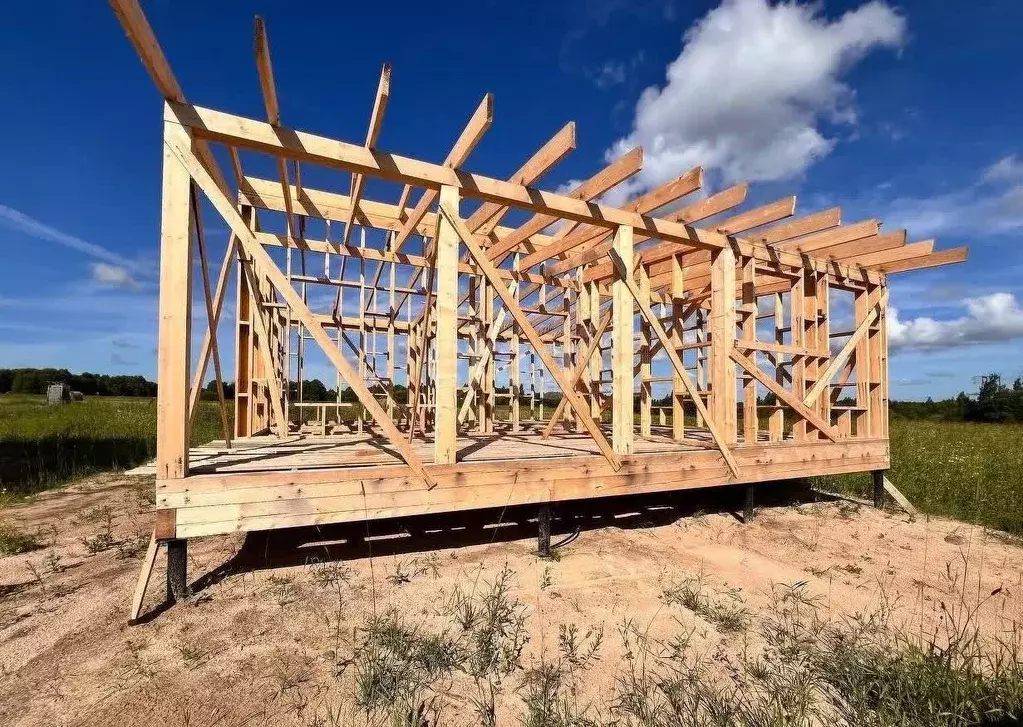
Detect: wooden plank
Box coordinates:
(434, 185, 460, 464)
(709, 245, 737, 445)
(541, 309, 613, 438)
(671, 253, 685, 441)
(883, 476, 918, 515)
(729, 349, 839, 441)
(109, 0, 231, 196)
(611, 225, 635, 455)
(342, 63, 391, 247)
(170, 102, 737, 251)
(458, 282, 515, 425)
(392, 94, 493, 252)
(550, 180, 745, 277)
(188, 233, 237, 424)
(129, 532, 158, 621)
(520, 167, 702, 269)
(486, 147, 644, 262)
(607, 249, 741, 477)
(714, 196, 795, 235)
(156, 122, 194, 480)
(752, 208, 841, 245)
(253, 17, 296, 239)
(468, 121, 577, 237)
(773, 219, 878, 253)
(872, 246, 967, 274)
(238, 259, 288, 436)
(167, 130, 436, 488)
(188, 187, 231, 446)
(804, 290, 888, 406)
(437, 202, 623, 470)
(639, 265, 652, 438)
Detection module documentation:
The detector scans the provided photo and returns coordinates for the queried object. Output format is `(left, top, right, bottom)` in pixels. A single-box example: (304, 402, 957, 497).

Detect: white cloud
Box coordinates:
(91, 262, 141, 291)
(888, 292, 1023, 351)
(595, 62, 627, 89)
(605, 0, 906, 201)
(0, 203, 139, 269)
(883, 155, 1023, 238)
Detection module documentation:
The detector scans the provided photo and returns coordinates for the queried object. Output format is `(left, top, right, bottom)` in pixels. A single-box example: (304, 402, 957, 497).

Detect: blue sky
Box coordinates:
(1, 0, 1021, 400)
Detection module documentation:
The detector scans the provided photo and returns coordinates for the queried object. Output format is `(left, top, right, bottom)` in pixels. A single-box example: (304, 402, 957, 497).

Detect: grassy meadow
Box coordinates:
(0, 393, 225, 498)
(2, 392, 1022, 535)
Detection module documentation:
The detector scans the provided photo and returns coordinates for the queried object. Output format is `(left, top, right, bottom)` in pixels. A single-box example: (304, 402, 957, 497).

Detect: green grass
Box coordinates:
(0, 393, 225, 497)
(812, 418, 1023, 536)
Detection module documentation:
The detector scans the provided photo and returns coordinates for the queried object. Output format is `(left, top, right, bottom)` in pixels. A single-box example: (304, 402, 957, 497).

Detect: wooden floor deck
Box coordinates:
(144, 423, 713, 476)
(140, 424, 890, 540)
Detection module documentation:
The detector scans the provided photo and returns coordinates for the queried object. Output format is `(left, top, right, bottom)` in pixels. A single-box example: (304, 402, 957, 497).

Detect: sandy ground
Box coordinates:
(1, 474, 1021, 726)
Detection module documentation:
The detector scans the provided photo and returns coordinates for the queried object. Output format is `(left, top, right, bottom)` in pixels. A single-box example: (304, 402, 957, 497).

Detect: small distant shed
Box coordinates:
(47, 383, 71, 405)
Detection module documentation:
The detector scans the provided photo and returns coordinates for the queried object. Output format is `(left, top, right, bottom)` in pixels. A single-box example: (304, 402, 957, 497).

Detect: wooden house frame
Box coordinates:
(112, 1, 967, 618)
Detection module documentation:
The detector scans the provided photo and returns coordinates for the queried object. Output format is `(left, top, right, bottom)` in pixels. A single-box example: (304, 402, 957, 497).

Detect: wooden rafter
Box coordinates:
(342, 63, 391, 247)
(391, 93, 494, 253)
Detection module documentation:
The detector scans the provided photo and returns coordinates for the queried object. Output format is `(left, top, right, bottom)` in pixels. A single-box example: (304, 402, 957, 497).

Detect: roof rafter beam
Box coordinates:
(342, 63, 391, 247)
(519, 167, 704, 270)
(391, 93, 494, 252)
(253, 16, 296, 239)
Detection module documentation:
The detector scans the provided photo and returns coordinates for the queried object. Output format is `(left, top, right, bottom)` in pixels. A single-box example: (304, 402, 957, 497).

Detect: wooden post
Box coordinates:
(743, 484, 756, 523)
(872, 469, 886, 509)
(234, 231, 252, 439)
(611, 224, 634, 455)
(671, 253, 685, 441)
(537, 504, 552, 559)
(709, 244, 737, 445)
(639, 264, 652, 438)
(511, 263, 521, 432)
(156, 119, 194, 491)
(741, 257, 757, 444)
(695, 309, 706, 428)
(166, 538, 188, 602)
(790, 273, 807, 441)
(587, 282, 601, 420)
(434, 185, 459, 464)
(769, 292, 785, 442)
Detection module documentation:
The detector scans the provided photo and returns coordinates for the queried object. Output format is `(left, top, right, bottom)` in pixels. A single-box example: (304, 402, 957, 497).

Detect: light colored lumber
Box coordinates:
(486, 147, 644, 262)
(804, 290, 888, 406)
(433, 185, 460, 464)
(166, 126, 436, 488)
(342, 63, 391, 247)
(714, 196, 795, 235)
(129, 531, 159, 621)
(611, 225, 635, 455)
(729, 349, 839, 442)
(156, 122, 194, 480)
(541, 308, 613, 438)
(607, 249, 741, 477)
(438, 201, 622, 471)
(392, 94, 493, 252)
(188, 187, 231, 446)
(883, 476, 919, 516)
(752, 208, 841, 244)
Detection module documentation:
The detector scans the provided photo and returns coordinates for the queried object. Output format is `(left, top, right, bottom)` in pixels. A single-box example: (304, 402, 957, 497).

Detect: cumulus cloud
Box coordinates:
(91, 262, 141, 291)
(604, 0, 906, 202)
(888, 292, 1023, 351)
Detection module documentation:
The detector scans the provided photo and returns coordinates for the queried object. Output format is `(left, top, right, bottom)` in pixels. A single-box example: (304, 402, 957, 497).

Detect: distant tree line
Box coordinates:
(890, 374, 1023, 424)
(0, 368, 157, 397)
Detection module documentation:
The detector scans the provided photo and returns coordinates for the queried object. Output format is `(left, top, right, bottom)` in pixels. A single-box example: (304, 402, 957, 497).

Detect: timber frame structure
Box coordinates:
(113, 1, 967, 618)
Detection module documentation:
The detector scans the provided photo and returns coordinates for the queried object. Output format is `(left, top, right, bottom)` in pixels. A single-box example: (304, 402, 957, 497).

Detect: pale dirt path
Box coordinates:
(1, 475, 1020, 726)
